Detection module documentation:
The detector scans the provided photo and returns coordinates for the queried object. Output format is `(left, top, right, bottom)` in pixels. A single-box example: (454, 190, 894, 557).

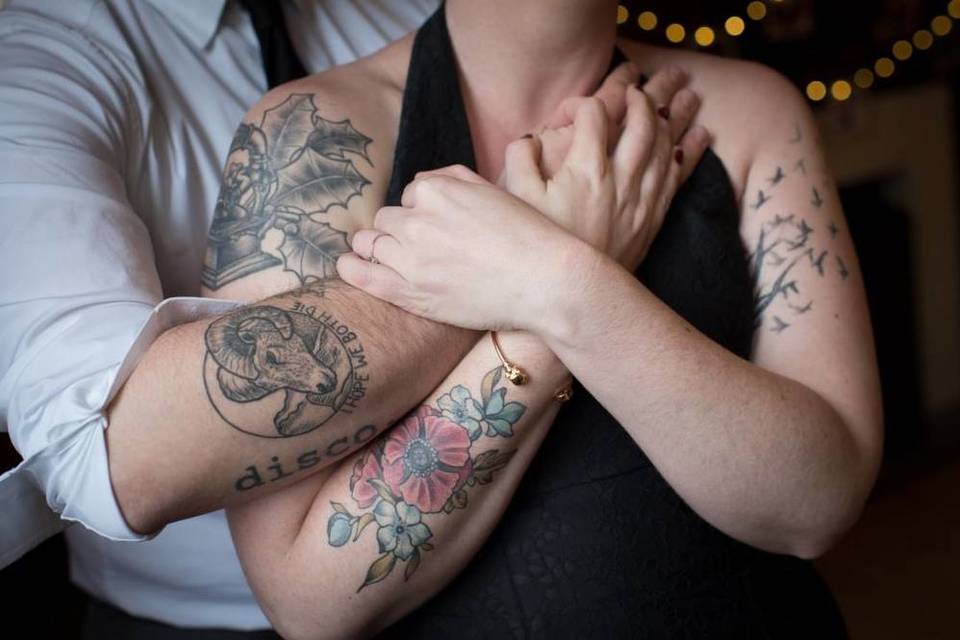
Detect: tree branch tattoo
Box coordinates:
(327, 366, 526, 591)
(203, 290, 370, 437)
(748, 122, 852, 334)
(202, 94, 373, 291)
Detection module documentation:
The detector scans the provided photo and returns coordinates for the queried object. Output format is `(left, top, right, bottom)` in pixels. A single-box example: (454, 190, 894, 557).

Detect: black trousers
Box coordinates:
(81, 596, 282, 640)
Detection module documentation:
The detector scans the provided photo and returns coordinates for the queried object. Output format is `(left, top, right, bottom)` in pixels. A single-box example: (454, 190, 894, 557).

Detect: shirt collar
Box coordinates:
(144, 0, 229, 50)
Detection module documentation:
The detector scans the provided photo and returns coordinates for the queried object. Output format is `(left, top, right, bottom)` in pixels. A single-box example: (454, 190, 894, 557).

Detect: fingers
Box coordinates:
(565, 97, 608, 175)
(414, 164, 488, 186)
(503, 136, 545, 198)
(336, 253, 410, 306)
(612, 85, 658, 198)
(351, 228, 403, 266)
(401, 166, 488, 208)
(666, 125, 712, 193)
(543, 61, 640, 130)
(371, 206, 408, 238)
(641, 66, 689, 130)
(665, 87, 701, 143)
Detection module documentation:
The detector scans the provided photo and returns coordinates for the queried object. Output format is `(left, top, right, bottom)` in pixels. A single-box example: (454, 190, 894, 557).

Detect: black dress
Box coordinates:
(378, 6, 848, 639)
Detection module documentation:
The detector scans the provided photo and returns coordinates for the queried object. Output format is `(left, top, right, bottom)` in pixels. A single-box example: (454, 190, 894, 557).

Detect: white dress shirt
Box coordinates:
(0, 0, 436, 628)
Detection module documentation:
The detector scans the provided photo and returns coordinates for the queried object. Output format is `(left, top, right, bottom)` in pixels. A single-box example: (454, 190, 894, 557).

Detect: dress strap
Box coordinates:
(384, 4, 476, 206)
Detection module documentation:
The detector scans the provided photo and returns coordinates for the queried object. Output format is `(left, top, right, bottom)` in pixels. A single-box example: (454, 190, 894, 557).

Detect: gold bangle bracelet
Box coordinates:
(490, 331, 529, 386)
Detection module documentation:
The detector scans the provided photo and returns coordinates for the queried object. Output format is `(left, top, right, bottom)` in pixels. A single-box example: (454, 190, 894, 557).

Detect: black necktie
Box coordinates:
(238, 0, 308, 88)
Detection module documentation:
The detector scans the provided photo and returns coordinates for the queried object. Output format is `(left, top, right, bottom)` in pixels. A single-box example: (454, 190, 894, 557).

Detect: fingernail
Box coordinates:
(522, 133, 533, 139)
(674, 148, 684, 164)
(658, 106, 670, 120)
(637, 74, 649, 88)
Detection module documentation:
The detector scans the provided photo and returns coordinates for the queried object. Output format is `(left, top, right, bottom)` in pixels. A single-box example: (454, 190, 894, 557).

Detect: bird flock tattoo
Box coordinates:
(748, 122, 851, 334)
(202, 94, 373, 291)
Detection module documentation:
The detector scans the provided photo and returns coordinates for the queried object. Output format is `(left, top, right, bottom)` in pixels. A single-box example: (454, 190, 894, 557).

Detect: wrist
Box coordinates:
(526, 237, 619, 348)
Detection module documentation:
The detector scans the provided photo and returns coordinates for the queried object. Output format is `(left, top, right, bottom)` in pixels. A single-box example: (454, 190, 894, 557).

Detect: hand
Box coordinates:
(337, 167, 574, 331)
(506, 67, 710, 270)
(335, 68, 710, 333)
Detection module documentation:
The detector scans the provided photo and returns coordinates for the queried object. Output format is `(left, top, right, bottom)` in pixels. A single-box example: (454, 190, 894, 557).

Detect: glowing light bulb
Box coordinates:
(806, 81, 827, 102)
(638, 11, 658, 31)
(725, 16, 746, 36)
(932, 15, 953, 37)
(694, 26, 716, 47)
(853, 69, 874, 89)
(874, 57, 895, 78)
(831, 80, 853, 101)
(913, 29, 934, 50)
(666, 23, 686, 43)
(892, 40, 913, 61)
(746, 1, 767, 21)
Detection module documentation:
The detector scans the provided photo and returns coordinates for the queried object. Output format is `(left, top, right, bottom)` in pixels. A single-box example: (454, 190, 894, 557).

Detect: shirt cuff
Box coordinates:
(0, 297, 242, 567)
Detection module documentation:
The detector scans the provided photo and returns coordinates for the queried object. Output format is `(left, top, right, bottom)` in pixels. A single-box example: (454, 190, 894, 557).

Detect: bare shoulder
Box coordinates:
(619, 39, 813, 200)
(246, 33, 414, 156)
(201, 36, 413, 299)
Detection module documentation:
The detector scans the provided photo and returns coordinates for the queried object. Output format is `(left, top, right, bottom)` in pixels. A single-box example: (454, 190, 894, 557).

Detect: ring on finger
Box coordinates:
(368, 232, 388, 264)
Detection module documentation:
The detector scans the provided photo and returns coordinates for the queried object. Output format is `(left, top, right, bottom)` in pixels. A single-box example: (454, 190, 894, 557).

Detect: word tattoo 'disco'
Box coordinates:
(327, 366, 526, 591)
(748, 123, 850, 334)
(204, 295, 369, 437)
(202, 94, 373, 291)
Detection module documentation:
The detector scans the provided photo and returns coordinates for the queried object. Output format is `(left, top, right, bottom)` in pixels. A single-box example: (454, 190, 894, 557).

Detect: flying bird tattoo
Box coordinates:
(768, 166, 786, 187)
(836, 255, 850, 280)
(811, 187, 824, 209)
(770, 316, 791, 333)
(789, 301, 813, 315)
(752, 190, 772, 210)
(808, 249, 828, 276)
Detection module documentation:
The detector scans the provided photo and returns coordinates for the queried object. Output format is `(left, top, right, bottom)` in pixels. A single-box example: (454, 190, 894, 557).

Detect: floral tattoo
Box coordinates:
(327, 366, 526, 590)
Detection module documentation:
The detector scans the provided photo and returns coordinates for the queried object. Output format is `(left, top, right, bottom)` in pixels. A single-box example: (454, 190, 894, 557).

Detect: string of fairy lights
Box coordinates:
(617, 0, 960, 103)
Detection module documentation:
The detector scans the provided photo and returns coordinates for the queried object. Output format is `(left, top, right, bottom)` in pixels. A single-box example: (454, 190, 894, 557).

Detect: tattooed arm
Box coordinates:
(107, 62, 641, 535)
(346, 65, 883, 558)
(530, 68, 883, 557)
(105, 85, 479, 534)
(227, 332, 569, 640)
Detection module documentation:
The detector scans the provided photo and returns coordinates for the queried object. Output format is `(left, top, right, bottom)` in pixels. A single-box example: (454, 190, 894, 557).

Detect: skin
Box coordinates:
(215, 1, 880, 638)
(103, 0, 881, 636)
(225, 76, 707, 638)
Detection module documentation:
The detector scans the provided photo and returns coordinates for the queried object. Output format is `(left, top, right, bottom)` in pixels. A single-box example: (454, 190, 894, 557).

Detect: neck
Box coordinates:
(445, 0, 618, 178)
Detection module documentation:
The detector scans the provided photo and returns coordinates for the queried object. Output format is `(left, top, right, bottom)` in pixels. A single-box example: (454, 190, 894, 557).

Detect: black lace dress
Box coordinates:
(377, 6, 848, 639)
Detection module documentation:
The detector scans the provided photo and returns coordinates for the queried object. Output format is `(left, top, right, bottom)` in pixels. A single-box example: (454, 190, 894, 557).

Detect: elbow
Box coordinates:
(784, 457, 879, 560)
(264, 599, 376, 640)
(109, 468, 167, 536)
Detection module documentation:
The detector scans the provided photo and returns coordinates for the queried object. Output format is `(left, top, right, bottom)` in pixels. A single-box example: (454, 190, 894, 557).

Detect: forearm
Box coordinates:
(538, 249, 872, 557)
(106, 281, 479, 533)
(227, 331, 569, 640)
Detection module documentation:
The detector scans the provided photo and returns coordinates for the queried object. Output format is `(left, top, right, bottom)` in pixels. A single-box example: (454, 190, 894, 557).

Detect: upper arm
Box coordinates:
(735, 67, 883, 458)
(200, 77, 395, 303)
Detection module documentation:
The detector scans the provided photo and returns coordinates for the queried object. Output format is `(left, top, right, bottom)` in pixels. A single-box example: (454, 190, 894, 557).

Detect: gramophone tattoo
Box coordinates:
(202, 94, 372, 291)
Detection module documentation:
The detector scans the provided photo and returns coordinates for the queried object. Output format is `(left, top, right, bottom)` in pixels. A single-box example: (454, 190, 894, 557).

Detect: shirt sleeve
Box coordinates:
(0, 12, 240, 567)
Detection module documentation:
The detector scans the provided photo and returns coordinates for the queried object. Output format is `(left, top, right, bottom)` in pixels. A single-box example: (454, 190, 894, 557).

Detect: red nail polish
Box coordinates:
(675, 148, 684, 164)
(658, 106, 670, 120)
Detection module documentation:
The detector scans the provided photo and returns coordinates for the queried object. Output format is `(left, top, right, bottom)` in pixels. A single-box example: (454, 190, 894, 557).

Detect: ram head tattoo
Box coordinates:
(204, 306, 355, 437)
